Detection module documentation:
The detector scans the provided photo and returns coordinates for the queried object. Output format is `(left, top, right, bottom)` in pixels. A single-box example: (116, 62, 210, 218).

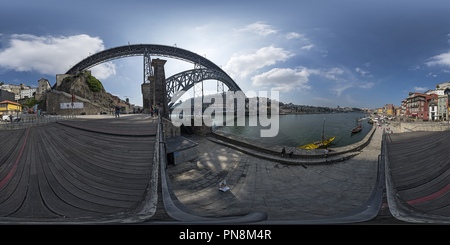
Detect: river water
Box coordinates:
(212, 112, 373, 148)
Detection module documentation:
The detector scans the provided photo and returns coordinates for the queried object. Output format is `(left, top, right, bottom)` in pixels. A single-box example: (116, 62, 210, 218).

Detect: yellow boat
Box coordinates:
(298, 136, 336, 150)
(298, 118, 335, 150)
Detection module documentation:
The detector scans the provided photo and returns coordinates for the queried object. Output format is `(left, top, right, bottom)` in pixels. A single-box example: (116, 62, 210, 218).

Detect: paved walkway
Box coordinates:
(164, 123, 407, 224)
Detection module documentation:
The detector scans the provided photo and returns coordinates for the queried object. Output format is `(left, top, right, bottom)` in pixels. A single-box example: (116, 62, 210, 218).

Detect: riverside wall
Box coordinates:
(398, 121, 450, 132)
(211, 125, 377, 159)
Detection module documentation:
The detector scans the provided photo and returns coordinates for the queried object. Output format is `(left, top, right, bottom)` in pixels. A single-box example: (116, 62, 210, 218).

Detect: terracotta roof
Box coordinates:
(0, 100, 21, 106)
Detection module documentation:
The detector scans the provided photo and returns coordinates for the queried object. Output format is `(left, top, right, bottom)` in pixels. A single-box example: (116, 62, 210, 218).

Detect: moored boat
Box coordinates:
(298, 136, 336, 149)
(351, 117, 363, 133)
(351, 124, 363, 133)
(298, 118, 336, 150)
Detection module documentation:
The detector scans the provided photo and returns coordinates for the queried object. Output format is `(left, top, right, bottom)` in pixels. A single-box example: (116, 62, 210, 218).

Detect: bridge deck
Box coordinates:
(386, 131, 450, 221)
(0, 115, 158, 224)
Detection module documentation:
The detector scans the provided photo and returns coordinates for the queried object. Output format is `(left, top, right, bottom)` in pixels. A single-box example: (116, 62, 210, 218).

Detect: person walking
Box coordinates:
(115, 105, 120, 118)
(281, 147, 286, 157)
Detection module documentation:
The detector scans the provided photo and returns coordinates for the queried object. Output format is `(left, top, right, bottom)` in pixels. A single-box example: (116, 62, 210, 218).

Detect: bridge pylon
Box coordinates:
(142, 58, 169, 118)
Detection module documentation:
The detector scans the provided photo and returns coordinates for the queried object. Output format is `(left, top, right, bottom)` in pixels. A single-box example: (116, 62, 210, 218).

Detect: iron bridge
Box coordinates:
(65, 44, 243, 104)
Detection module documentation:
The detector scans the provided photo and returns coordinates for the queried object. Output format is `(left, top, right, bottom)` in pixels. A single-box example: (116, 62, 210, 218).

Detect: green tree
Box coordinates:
(24, 97, 38, 108)
(86, 75, 104, 92)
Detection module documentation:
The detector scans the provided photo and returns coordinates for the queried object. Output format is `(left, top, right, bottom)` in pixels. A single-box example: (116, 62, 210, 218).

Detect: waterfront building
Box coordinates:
(376, 107, 383, 115)
(429, 97, 438, 121)
(36, 78, 52, 100)
(436, 81, 450, 90)
(405, 92, 436, 121)
(0, 100, 22, 116)
(400, 100, 407, 117)
(0, 84, 31, 101)
(383, 104, 395, 116)
(438, 94, 448, 121)
(20, 87, 36, 99)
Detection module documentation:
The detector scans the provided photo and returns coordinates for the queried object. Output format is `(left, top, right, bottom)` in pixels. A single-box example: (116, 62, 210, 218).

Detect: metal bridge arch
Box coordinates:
(65, 44, 242, 98)
(166, 68, 240, 104)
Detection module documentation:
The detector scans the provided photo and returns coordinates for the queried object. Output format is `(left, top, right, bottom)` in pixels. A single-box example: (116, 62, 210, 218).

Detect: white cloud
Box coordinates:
(324, 67, 375, 96)
(239, 21, 277, 37)
(426, 51, 450, 67)
(250, 65, 372, 97)
(322, 67, 344, 80)
(90, 62, 117, 80)
(358, 81, 375, 89)
(223, 45, 294, 79)
(251, 67, 312, 92)
(301, 44, 314, 51)
(331, 83, 353, 97)
(355, 67, 371, 77)
(408, 65, 421, 71)
(286, 32, 303, 39)
(413, 86, 428, 92)
(0, 34, 116, 76)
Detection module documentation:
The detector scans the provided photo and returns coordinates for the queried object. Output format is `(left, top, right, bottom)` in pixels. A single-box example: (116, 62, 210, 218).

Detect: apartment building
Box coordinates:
(0, 100, 22, 116)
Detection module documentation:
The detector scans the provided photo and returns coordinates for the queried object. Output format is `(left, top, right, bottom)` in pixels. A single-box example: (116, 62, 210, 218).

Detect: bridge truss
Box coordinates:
(65, 44, 243, 105)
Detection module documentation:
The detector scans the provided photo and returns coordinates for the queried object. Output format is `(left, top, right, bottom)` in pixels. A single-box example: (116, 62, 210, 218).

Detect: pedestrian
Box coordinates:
(281, 147, 286, 157)
(115, 105, 120, 118)
(324, 148, 329, 158)
(288, 151, 294, 158)
(154, 105, 159, 116)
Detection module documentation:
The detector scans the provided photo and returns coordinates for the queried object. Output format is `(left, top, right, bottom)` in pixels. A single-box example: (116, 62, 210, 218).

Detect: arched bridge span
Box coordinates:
(166, 68, 241, 104)
(65, 44, 243, 99)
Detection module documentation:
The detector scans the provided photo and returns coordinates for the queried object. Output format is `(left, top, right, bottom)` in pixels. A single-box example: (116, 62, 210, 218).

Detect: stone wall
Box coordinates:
(162, 117, 181, 139)
(46, 90, 111, 115)
(152, 59, 169, 119)
(399, 122, 450, 132)
(172, 146, 197, 165)
(141, 82, 151, 113)
(192, 118, 213, 136)
(55, 74, 73, 87)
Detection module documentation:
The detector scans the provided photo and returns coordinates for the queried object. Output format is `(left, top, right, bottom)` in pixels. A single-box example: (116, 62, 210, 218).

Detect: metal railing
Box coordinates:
(0, 114, 77, 130)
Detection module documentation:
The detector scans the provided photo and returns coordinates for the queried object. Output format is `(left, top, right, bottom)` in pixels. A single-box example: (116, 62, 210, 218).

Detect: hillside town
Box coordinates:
(278, 81, 450, 122)
(0, 76, 141, 120)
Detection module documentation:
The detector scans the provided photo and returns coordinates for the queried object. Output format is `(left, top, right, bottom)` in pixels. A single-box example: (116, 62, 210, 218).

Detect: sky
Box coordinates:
(1, 0, 450, 109)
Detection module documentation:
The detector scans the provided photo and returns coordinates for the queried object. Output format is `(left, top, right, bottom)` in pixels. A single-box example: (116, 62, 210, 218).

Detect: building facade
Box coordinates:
(0, 100, 22, 116)
(405, 92, 435, 121)
(0, 89, 15, 102)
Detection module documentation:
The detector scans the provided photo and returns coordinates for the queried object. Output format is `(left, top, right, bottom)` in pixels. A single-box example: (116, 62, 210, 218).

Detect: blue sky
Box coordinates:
(1, 0, 450, 109)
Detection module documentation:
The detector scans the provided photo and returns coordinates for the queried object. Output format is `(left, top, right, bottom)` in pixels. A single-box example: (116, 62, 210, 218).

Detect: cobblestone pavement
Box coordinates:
(166, 126, 392, 223)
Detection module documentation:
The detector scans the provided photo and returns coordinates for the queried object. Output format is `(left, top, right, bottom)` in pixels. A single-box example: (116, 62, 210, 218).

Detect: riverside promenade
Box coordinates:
(163, 122, 405, 224)
(3, 114, 442, 224)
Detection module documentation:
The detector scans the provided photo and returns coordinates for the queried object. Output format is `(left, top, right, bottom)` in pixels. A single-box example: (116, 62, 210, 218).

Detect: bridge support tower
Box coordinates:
(142, 58, 169, 119)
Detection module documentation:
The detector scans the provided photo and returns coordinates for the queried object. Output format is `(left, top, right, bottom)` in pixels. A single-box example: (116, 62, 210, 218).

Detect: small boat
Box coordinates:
(351, 124, 363, 133)
(351, 118, 363, 133)
(298, 118, 335, 150)
(298, 136, 336, 150)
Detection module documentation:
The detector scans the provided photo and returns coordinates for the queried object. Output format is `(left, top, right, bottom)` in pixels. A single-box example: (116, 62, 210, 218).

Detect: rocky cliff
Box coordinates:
(42, 71, 121, 115)
(53, 71, 115, 109)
